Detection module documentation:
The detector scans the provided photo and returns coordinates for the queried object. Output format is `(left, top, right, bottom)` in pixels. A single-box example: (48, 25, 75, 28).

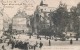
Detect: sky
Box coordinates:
(0, 0, 80, 18)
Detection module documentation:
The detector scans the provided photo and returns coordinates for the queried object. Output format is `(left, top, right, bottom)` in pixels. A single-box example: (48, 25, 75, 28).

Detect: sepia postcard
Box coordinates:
(0, 0, 80, 50)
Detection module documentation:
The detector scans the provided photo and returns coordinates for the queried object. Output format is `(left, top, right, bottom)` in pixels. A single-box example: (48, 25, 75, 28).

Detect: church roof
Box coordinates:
(13, 10, 28, 18)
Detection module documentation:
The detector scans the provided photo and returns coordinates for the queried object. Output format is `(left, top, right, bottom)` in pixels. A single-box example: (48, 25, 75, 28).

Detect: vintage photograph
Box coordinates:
(0, 0, 80, 50)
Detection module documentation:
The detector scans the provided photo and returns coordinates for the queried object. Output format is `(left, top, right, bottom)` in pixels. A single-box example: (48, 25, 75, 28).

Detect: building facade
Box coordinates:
(12, 10, 32, 34)
(34, 0, 55, 34)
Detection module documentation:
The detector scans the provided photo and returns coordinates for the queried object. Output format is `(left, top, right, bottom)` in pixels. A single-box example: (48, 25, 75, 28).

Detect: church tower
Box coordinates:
(40, 0, 44, 6)
(40, 0, 48, 6)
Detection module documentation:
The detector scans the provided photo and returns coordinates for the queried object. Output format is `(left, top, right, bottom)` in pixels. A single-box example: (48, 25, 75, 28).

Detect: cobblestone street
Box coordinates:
(0, 36, 80, 50)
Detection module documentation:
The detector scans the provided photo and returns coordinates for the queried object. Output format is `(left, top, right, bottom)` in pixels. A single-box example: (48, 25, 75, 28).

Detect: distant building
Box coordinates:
(3, 13, 11, 32)
(63, 32, 76, 37)
(12, 10, 32, 34)
(0, 9, 10, 37)
(34, 0, 55, 34)
(0, 2, 11, 36)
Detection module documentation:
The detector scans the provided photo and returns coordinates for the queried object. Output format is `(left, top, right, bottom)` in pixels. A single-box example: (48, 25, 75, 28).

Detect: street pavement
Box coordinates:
(0, 42, 80, 50)
(0, 35, 80, 50)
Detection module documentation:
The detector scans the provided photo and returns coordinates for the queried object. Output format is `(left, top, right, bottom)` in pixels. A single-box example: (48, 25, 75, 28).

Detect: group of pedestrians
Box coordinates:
(8, 40, 29, 50)
(32, 41, 43, 50)
(0, 34, 74, 50)
(7, 38, 44, 50)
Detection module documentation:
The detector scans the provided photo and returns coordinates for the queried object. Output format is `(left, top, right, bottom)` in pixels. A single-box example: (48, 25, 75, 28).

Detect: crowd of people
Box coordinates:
(0, 34, 74, 50)
(6, 37, 44, 50)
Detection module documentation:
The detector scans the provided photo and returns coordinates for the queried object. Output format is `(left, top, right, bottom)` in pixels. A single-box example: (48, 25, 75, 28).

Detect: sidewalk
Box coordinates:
(41, 45, 80, 50)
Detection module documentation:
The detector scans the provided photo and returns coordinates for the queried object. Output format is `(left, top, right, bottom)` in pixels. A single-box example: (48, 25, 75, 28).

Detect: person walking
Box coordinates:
(36, 41, 38, 47)
(2, 45, 6, 50)
(12, 41, 15, 49)
(39, 42, 43, 48)
(29, 35, 31, 39)
(2, 45, 4, 50)
(33, 44, 36, 50)
(40, 37, 41, 40)
(70, 39, 73, 45)
(7, 42, 9, 46)
(49, 40, 51, 46)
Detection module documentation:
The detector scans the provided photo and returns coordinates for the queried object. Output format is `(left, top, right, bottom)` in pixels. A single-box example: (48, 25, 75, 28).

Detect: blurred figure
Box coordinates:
(40, 37, 41, 40)
(11, 41, 15, 49)
(49, 40, 51, 46)
(47, 37, 48, 40)
(2, 45, 5, 50)
(36, 41, 38, 47)
(7, 42, 9, 46)
(34, 44, 36, 50)
(39, 42, 43, 48)
(70, 39, 73, 45)
(29, 35, 31, 39)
